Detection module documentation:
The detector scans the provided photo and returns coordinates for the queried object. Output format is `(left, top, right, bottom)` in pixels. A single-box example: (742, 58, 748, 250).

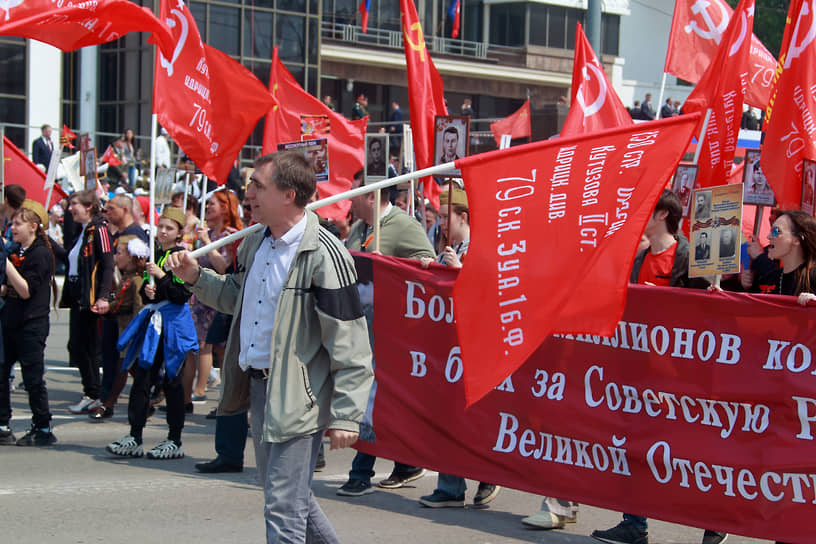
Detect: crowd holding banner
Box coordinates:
(3, 0, 816, 542)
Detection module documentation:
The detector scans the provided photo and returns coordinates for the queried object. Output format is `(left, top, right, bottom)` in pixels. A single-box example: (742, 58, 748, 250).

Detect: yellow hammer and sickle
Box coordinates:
(272, 83, 279, 112)
(404, 22, 426, 62)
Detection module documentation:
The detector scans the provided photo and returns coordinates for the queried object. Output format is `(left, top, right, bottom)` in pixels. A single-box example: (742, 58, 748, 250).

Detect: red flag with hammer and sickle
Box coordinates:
(401, 0, 448, 210)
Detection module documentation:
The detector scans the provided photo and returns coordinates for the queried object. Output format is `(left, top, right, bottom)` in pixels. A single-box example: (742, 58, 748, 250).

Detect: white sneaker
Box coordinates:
(146, 439, 184, 459)
(68, 396, 98, 414)
(106, 435, 144, 457)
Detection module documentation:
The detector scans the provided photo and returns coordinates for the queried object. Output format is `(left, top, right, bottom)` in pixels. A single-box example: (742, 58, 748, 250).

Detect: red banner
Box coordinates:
(0, 0, 174, 57)
(489, 100, 530, 146)
(561, 23, 632, 137)
(357, 253, 815, 543)
(2, 136, 67, 208)
(453, 114, 701, 405)
(683, 0, 754, 189)
(762, 0, 816, 210)
(153, 0, 274, 184)
(665, 0, 776, 109)
(401, 0, 448, 209)
(262, 46, 367, 222)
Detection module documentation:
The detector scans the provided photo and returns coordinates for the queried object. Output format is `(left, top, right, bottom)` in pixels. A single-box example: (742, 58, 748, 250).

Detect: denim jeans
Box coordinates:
(215, 411, 248, 465)
(436, 473, 467, 497)
(349, 451, 419, 485)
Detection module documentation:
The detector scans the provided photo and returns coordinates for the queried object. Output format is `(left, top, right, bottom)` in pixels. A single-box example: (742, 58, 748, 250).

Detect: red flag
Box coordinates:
(453, 113, 701, 404)
(561, 23, 633, 137)
(683, 0, 754, 189)
(447, 0, 460, 39)
(401, 0, 448, 209)
(490, 100, 531, 146)
(2, 137, 67, 208)
(60, 125, 77, 150)
(0, 0, 175, 57)
(100, 145, 122, 166)
(762, 0, 816, 210)
(665, 0, 775, 109)
(263, 46, 367, 221)
(153, 0, 274, 184)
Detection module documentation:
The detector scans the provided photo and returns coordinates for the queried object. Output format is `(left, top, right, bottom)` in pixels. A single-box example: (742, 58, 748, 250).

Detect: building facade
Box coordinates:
(1, 0, 692, 165)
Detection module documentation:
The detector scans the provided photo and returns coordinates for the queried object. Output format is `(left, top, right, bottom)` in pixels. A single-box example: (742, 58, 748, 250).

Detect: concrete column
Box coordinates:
(26, 40, 62, 156)
(586, 0, 602, 55)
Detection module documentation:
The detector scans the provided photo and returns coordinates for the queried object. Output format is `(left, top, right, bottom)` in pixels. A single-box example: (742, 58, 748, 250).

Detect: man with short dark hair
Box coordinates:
(439, 126, 460, 163)
(640, 93, 655, 120)
(167, 150, 373, 543)
(32, 124, 53, 170)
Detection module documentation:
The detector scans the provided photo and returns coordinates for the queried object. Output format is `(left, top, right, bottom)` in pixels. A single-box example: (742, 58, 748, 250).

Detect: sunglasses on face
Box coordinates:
(770, 226, 783, 238)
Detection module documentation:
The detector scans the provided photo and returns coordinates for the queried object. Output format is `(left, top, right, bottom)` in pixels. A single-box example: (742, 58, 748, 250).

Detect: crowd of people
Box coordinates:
(2, 122, 810, 544)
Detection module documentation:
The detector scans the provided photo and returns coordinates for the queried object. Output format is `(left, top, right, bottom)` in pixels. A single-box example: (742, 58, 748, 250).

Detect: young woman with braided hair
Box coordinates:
(0, 200, 58, 446)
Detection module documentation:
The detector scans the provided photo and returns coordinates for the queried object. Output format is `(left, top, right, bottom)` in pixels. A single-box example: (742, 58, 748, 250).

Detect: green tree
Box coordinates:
(725, 0, 788, 58)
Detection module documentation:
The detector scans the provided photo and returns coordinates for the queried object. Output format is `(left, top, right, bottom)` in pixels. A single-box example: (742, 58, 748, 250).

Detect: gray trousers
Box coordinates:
(249, 375, 339, 544)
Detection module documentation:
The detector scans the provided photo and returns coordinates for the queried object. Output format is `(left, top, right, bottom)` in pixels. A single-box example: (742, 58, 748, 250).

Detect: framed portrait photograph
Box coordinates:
(693, 189, 712, 221)
(433, 115, 470, 176)
(365, 134, 388, 182)
(743, 150, 776, 206)
(689, 183, 743, 277)
(671, 164, 698, 217)
(802, 159, 816, 216)
(278, 138, 329, 183)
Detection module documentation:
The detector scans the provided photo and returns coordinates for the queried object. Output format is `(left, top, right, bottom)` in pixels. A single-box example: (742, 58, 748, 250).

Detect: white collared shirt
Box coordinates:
(238, 213, 307, 371)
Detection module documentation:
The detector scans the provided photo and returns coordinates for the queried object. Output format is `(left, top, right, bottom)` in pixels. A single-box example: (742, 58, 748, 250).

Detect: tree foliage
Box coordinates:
(725, 0, 788, 58)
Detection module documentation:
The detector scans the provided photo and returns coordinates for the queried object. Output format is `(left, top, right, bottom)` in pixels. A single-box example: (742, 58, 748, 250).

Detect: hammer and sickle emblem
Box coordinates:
(684, 0, 729, 44)
(272, 83, 279, 112)
(728, 8, 750, 56)
(576, 63, 607, 118)
(784, 0, 816, 69)
(159, 4, 189, 77)
(404, 22, 426, 62)
(0, 0, 24, 22)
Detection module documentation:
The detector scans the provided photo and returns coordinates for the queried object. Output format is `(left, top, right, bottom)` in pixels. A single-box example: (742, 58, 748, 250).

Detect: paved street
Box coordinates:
(1, 309, 770, 544)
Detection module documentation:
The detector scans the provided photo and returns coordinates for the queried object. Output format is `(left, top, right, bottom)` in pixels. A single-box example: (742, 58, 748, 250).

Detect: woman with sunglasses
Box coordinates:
(189, 190, 243, 404)
(741, 210, 816, 305)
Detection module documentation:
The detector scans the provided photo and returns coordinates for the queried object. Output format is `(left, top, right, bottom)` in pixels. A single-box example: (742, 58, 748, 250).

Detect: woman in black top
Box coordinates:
(743, 210, 816, 303)
(0, 200, 58, 446)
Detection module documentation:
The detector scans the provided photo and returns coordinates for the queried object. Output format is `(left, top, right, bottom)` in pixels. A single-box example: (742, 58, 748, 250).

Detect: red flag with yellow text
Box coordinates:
(153, 0, 274, 184)
(762, 0, 816, 210)
(0, 0, 175, 57)
(263, 46, 367, 221)
(401, 0, 448, 209)
(3, 136, 67, 208)
(561, 23, 632, 137)
(683, 0, 754, 189)
(665, 0, 775, 109)
(453, 113, 701, 405)
(490, 100, 531, 146)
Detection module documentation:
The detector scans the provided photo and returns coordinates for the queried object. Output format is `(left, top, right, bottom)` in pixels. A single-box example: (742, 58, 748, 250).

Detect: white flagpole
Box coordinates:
(188, 160, 457, 259)
(656, 72, 668, 120)
(43, 133, 62, 209)
(183, 172, 189, 211)
(200, 175, 207, 221)
(149, 113, 158, 265)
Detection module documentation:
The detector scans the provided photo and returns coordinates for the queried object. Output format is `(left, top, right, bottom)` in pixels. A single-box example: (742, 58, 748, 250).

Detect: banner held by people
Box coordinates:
(453, 113, 702, 405)
(358, 252, 815, 543)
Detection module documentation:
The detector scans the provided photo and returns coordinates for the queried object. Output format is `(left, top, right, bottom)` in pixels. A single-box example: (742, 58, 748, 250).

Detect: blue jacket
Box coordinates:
(118, 301, 198, 379)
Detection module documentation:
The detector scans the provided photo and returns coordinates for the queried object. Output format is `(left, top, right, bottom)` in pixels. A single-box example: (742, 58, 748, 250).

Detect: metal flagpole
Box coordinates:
(183, 172, 190, 211)
(149, 113, 158, 266)
(656, 72, 668, 120)
(200, 175, 207, 221)
(188, 160, 458, 260)
(43, 132, 62, 209)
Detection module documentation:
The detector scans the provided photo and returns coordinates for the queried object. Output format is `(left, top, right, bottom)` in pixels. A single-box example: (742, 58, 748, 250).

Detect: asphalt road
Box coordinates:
(0, 309, 770, 544)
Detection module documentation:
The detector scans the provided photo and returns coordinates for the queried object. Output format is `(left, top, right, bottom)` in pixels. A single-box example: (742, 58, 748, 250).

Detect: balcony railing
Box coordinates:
(322, 22, 489, 60)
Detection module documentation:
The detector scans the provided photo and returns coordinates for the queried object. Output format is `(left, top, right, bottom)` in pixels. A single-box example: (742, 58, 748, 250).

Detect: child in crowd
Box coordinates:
(89, 235, 148, 420)
(106, 207, 197, 459)
(0, 200, 58, 446)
